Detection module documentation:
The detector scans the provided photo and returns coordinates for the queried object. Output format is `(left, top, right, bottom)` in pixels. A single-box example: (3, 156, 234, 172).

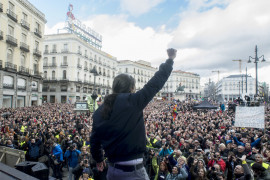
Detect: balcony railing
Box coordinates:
(19, 66, 29, 74)
(6, 35, 17, 46)
(33, 49, 42, 57)
(61, 49, 69, 53)
(34, 28, 42, 38)
(3, 83, 14, 89)
(77, 50, 82, 55)
(0, 3, 3, 12)
(59, 77, 69, 82)
(76, 78, 82, 82)
(84, 54, 88, 58)
(32, 87, 38, 92)
(84, 67, 88, 71)
(7, 9, 17, 22)
(61, 63, 68, 67)
(5, 62, 17, 72)
(18, 85, 26, 90)
(0, 30, 3, 40)
(21, 19, 30, 30)
(44, 50, 49, 54)
(42, 86, 49, 92)
(51, 49, 57, 53)
(50, 88, 56, 92)
(77, 64, 82, 69)
(20, 42, 29, 52)
(0, 60, 2, 69)
(43, 77, 58, 82)
(43, 63, 57, 68)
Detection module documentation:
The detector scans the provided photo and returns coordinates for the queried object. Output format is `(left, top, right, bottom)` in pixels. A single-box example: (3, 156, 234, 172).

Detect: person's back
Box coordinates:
(90, 48, 177, 180)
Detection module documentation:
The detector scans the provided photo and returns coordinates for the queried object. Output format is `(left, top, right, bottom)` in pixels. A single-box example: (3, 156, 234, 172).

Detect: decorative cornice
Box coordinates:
(17, 0, 47, 23)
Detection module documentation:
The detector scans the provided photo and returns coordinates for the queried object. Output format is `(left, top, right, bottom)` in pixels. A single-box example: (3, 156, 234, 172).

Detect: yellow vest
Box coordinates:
(251, 162, 269, 169)
(20, 126, 27, 133)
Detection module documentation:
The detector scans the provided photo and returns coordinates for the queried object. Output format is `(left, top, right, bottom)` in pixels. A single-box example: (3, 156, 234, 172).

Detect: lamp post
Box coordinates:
(248, 45, 266, 96)
(90, 66, 98, 113)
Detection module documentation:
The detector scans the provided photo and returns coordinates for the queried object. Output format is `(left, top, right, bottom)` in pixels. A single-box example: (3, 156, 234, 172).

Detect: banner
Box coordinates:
(234, 106, 265, 128)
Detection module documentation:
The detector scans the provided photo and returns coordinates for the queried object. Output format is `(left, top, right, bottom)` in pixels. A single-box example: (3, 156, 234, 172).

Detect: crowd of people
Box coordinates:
(0, 100, 270, 180)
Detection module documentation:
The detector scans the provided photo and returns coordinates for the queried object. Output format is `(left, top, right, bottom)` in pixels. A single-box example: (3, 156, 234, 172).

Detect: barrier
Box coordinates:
(0, 146, 25, 167)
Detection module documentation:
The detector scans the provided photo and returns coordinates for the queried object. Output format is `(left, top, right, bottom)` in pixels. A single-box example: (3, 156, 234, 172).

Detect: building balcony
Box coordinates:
(77, 50, 82, 55)
(77, 64, 82, 69)
(44, 50, 49, 54)
(0, 60, 2, 69)
(43, 77, 58, 83)
(42, 86, 49, 92)
(7, 9, 17, 22)
(50, 88, 56, 92)
(84, 67, 88, 71)
(84, 54, 88, 58)
(43, 63, 57, 68)
(18, 85, 26, 91)
(34, 28, 42, 38)
(21, 19, 30, 30)
(6, 35, 17, 47)
(0, 3, 3, 12)
(20, 42, 30, 52)
(61, 63, 68, 67)
(32, 87, 38, 92)
(76, 78, 82, 83)
(3, 83, 14, 89)
(5, 62, 17, 72)
(51, 49, 57, 53)
(33, 49, 42, 57)
(32, 70, 42, 78)
(59, 77, 69, 82)
(19, 66, 30, 75)
(61, 49, 69, 53)
(0, 30, 3, 40)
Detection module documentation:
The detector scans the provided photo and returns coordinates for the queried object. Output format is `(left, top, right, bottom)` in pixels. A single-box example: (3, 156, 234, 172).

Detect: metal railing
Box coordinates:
(19, 66, 29, 74)
(33, 49, 41, 57)
(61, 49, 69, 53)
(0, 3, 3, 12)
(18, 85, 26, 90)
(6, 9, 17, 22)
(34, 28, 42, 38)
(3, 83, 14, 89)
(6, 35, 17, 46)
(20, 19, 30, 30)
(5, 62, 17, 71)
(0, 30, 3, 40)
(20, 42, 29, 52)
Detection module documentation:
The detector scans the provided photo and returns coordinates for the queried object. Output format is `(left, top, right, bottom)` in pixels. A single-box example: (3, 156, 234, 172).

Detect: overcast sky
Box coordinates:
(29, 0, 270, 86)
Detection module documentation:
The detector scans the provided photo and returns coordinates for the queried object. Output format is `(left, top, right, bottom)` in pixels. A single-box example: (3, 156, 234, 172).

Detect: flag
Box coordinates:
(172, 104, 178, 121)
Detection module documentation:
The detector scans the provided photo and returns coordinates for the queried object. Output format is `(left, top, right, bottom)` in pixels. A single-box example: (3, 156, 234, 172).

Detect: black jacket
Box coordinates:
(90, 59, 174, 163)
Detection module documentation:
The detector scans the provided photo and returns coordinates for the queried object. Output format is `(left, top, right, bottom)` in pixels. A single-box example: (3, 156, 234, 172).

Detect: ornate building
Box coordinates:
(42, 33, 117, 103)
(0, 0, 46, 108)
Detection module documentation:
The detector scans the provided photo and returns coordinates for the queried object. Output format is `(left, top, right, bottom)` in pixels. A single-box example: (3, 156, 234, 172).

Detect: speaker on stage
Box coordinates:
(15, 161, 38, 175)
(31, 163, 49, 180)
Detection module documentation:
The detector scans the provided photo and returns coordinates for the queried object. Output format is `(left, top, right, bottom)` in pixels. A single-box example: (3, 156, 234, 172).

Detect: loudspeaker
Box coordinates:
(15, 161, 38, 175)
(31, 163, 49, 180)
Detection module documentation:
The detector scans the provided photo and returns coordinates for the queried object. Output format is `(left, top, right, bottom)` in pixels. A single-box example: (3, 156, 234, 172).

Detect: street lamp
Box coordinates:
(90, 66, 98, 113)
(248, 45, 266, 96)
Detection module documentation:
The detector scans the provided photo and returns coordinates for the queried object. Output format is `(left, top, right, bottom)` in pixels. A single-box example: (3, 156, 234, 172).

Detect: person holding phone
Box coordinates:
(90, 48, 177, 180)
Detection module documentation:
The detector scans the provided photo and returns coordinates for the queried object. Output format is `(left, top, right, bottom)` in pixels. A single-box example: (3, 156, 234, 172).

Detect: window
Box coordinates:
(8, 25, 14, 36)
(21, 54, 25, 66)
(44, 71, 47, 78)
(45, 45, 48, 52)
(63, 56, 67, 65)
(64, 43, 68, 50)
(52, 57, 56, 65)
(9, 2, 14, 11)
(77, 58, 80, 65)
(21, 33, 27, 43)
(33, 63, 38, 72)
(52, 71, 55, 79)
(52, 44, 56, 51)
(7, 49, 13, 62)
(63, 70, 66, 79)
(35, 22, 40, 31)
(43, 57, 48, 66)
(35, 41, 39, 50)
(126, 68, 128, 73)
(23, 13, 27, 21)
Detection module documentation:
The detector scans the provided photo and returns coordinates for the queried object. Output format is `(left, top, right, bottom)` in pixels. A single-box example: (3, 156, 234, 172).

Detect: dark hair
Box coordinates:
(101, 74, 135, 119)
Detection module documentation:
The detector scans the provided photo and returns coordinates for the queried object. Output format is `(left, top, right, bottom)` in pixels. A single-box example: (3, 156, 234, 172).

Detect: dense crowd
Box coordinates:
(0, 100, 270, 180)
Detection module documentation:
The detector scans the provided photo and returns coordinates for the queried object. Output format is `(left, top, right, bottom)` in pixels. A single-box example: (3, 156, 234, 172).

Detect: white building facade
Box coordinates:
(0, 0, 46, 108)
(117, 60, 157, 90)
(117, 61, 201, 99)
(216, 75, 256, 101)
(42, 33, 117, 103)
